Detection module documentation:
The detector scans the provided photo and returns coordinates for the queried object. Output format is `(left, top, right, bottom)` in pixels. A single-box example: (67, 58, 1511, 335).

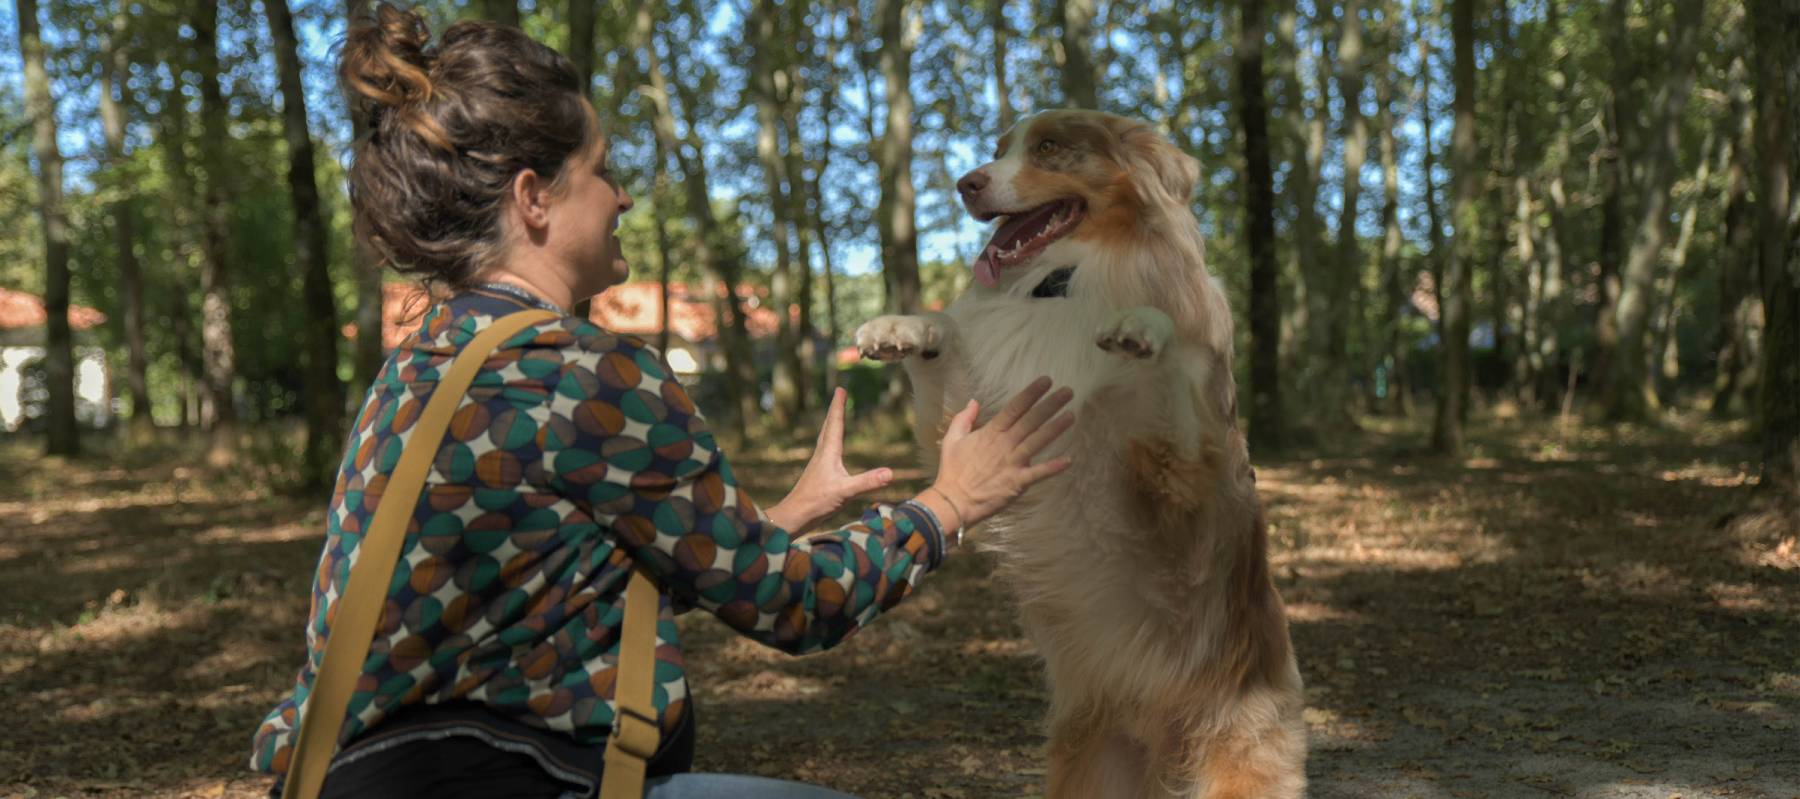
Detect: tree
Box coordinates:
(99, 5, 152, 442)
(1054, 0, 1099, 108)
(1238, 0, 1282, 450)
(1751, 0, 1797, 492)
(1325, 0, 1367, 426)
(267, 0, 345, 491)
(568, 0, 597, 95)
(482, 0, 520, 27)
(749, 0, 807, 427)
(346, 0, 385, 405)
(194, 0, 241, 463)
(1432, 0, 1476, 456)
(992, 0, 1016, 129)
(15, 0, 76, 456)
(1598, 0, 1704, 421)
(1374, 1, 1410, 417)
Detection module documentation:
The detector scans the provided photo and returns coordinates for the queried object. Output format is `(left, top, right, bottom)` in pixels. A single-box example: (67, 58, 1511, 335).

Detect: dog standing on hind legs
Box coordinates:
(855, 110, 1306, 798)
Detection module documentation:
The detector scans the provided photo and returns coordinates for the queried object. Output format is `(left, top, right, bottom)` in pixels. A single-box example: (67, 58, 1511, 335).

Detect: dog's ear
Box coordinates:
(1118, 124, 1200, 208)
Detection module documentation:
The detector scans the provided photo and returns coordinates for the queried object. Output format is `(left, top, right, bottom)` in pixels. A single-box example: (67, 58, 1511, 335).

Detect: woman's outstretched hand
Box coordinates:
(921, 376, 1075, 532)
(767, 387, 894, 533)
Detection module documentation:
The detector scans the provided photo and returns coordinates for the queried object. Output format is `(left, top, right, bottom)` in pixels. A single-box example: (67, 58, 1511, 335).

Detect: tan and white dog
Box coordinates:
(855, 110, 1305, 798)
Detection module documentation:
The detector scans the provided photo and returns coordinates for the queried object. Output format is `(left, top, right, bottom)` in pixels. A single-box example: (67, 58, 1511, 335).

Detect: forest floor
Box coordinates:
(1, 412, 1796, 798)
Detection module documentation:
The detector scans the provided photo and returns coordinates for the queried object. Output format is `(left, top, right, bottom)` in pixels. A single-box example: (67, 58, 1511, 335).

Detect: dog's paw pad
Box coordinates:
(1096, 308, 1173, 360)
(855, 316, 943, 363)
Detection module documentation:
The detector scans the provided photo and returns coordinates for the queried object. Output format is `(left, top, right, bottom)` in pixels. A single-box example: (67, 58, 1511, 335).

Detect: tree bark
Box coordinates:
(992, 0, 1015, 130)
(1599, 0, 1702, 421)
(1326, 0, 1366, 426)
(1592, 0, 1632, 398)
(1238, 0, 1282, 451)
(636, 3, 756, 437)
(1274, 3, 1325, 388)
(1751, 0, 1798, 493)
(347, 0, 385, 405)
(1432, 0, 1476, 456)
(875, 0, 922, 412)
(267, 0, 345, 492)
(16, 0, 76, 456)
(1054, 0, 1099, 108)
(482, 0, 519, 27)
(1650, 132, 1717, 403)
(100, 9, 152, 441)
(1534, 0, 1572, 408)
(749, 0, 804, 427)
(568, 0, 597, 95)
(1376, 19, 1409, 417)
(1712, 65, 1757, 417)
(195, 0, 240, 463)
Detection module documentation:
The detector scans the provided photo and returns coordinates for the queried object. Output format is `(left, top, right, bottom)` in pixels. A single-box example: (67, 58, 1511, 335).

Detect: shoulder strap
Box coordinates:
(282, 308, 558, 799)
(601, 569, 663, 799)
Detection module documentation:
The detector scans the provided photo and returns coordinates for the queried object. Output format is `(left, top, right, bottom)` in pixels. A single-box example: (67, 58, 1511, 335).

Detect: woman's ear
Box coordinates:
(509, 168, 551, 232)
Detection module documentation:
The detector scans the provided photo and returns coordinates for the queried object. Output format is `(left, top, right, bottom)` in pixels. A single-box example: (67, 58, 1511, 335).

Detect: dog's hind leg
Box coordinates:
(1047, 718, 1151, 799)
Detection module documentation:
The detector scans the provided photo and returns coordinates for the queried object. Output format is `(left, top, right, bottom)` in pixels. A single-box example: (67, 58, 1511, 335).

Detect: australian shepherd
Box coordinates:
(855, 110, 1306, 798)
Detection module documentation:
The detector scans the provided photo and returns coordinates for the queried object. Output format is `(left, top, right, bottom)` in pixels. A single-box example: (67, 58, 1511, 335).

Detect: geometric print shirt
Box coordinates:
(250, 289, 948, 776)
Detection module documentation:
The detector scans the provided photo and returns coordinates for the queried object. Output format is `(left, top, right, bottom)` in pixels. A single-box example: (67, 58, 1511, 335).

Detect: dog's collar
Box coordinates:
(1030, 266, 1077, 299)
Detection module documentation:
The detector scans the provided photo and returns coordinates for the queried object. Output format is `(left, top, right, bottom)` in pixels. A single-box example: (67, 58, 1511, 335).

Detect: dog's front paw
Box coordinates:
(1096, 307, 1174, 360)
(855, 315, 946, 362)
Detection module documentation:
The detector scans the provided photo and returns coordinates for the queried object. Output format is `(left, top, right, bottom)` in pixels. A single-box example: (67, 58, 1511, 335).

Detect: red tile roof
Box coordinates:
(0, 288, 108, 331)
(341, 281, 782, 349)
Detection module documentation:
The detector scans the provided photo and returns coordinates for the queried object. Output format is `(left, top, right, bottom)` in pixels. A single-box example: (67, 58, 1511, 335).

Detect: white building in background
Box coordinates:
(0, 288, 112, 432)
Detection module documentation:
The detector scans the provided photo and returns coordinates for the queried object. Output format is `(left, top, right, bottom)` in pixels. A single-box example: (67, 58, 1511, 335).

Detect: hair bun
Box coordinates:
(341, 5, 435, 113)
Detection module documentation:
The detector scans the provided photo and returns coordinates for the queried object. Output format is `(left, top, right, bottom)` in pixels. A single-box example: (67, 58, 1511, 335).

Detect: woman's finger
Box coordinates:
(1019, 455, 1074, 484)
(814, 387, 846, 449)
(1011, 386, 1073, 442)
(1017, 411, 1076, 461)
(844, 467, 894, 496)
(944, 398, 980, 444)
(991, 376, 1053, 433)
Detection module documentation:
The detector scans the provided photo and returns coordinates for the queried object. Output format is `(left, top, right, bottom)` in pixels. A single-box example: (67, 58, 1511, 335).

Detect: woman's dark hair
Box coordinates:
(339, 4, 597, 291)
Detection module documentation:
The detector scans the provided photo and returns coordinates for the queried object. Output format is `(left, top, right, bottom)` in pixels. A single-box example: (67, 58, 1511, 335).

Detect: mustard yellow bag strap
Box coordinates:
(282, 308, 557, 799)
(601, 568, 663, 799)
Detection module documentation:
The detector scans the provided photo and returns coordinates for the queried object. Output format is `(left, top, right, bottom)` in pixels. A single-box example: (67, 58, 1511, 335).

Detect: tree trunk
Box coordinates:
(482, 0, 519, 27)
(1752, 0, 1798, 493)
(749, 0, 804, 428)
(875, 0, 922, 412)
(992, 0, 1015, 130)
(1432, 0, 1476, 456)
(783, 6, 818, 410)
(100, 9, 152, 441)
(1326, 0, 1366, 427)
(1712, 67, 1757, 417)
(1650, 132, 1717, 403)
(1534, 0, 1572, 409)
(347, 0, 386, 405)
(267, 0, 345, 492)
(1054, 0, 1099, 108)
(568, 0, 597, 95)
(1275, 3, 1325, 391)
(16, 0, 76, 456)
(1599, 0, 1702, 422)
(652, 136, 675, 357)
(1592, 0, 1632, 399)
(635, 3, 755, 437)
(1238, 0, 1282, 451)
(1377, 25, 1409, 417)
(195, 0, 240, 463)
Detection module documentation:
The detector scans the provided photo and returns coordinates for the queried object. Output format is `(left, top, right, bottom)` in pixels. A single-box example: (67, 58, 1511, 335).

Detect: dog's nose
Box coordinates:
(957, 169, 990, 198)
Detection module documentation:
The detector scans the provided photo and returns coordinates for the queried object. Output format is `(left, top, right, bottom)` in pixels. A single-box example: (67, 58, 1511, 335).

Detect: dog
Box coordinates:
(854, 110, 1306, 798)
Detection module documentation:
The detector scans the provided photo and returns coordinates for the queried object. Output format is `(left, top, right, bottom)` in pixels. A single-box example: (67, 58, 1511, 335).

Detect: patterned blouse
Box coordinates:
(250, 288, 949, 776)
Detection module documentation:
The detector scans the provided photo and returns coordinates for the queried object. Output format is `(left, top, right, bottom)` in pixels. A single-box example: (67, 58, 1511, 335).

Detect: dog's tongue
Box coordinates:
(973, 249, 1000, 288)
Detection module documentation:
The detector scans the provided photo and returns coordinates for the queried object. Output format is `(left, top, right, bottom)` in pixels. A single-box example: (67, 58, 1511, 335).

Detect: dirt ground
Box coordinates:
(1, 414, 1795, 798)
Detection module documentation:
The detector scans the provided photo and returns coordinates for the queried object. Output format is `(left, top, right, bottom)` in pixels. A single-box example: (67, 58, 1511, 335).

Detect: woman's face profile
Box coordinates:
(549, 104, 635, 297)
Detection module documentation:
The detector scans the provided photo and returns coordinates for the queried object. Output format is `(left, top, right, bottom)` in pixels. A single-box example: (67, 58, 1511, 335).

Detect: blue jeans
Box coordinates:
(644, 774, 857, 798)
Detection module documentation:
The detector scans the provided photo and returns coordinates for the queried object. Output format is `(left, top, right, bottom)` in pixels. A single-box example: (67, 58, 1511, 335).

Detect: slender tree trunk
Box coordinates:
(482, 0, 519, 27)
(992, 0, 1015, 130)
(783, 5, 817, 410)
(875, 0, 922, 412)
(347, 0, 385, 404)
(750, 0, 804, 427)
(267, 0, 345, 491)
(636, 3, 755, 437)
(1486, 0, 1518, 400)
(195, 0, 240, 463)
(159, 67, 206, 427)
(1592, 0, 1632, 397)
(1713, 69, 1757, 417)
(100, 9, 152, 441)
(1650, 132, 1716, 403)
(1600, 0, 1702, 421)
(16, 0, 76, 456)
(652, 136, 674, 357)
(1275, 3, 1324, 390)
(568, 0, 597, 95)
(1377, 30, 1409, 417)
(1535, 0, 1572, 409)
(1326, 0, 1366, 426)
(812, 7, 845, 396)
(1054, 0, 1099, 108)
(1238, 0, 1282, 451)
(1751, 0, 1798, 492)
(1433, 0, 1476, 456)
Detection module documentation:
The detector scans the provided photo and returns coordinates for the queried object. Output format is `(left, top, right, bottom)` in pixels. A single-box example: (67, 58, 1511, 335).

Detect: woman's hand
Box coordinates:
(921, 376, 1075, 531)
(766, 387, 894, 533)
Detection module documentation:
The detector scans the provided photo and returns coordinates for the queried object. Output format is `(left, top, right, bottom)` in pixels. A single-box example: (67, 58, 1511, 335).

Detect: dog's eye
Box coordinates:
(1036, 139, 1058, 155)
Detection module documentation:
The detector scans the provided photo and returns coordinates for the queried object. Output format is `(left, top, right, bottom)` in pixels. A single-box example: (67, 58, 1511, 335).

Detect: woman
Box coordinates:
(249, 6, 1075, 797)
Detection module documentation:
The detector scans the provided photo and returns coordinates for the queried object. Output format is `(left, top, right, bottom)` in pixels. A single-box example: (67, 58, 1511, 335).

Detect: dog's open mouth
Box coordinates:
(972, 199, 1085, 288)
